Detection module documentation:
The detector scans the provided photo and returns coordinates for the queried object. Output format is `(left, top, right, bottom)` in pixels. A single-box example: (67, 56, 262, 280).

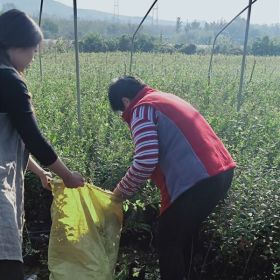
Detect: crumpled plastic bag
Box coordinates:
(48, 181, 123, 280)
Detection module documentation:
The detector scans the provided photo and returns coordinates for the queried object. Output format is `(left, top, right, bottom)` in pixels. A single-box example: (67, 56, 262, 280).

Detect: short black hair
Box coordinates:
(108, 76, 146, 111)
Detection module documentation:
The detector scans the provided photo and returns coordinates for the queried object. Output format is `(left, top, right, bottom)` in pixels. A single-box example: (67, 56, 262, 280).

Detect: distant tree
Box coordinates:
(204, 22, 210, 31)
(54, 38, 72, 53)
(42, 19, 59, 39)
(213, 45, 221, 54)
(270, 38, 280, 55)
(224, 17, 245, 44)
(80, 33, 107, 52)
(118, 34, 131, 52)
(184, 22, 191, 34)
(214, 35, 235, 54)
(174, 43, 184, 50)
(191, 20, 200, 30)
(106, 38, 118, 52)
(135, 34, 156, 52)
(251, 36, 280, 56)
(159, 32, 163, 44)
(180, 44, 197, 55)
(251, 36, 272, 56)
(176, 17, 183, 33)
(106, 24, 118, 36)
(156, 43, 175, 54)
(16, 14, 279, 49)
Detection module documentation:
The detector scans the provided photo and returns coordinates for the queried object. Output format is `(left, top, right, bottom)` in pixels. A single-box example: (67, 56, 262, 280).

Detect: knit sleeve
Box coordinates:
(115, 105, 159, 197)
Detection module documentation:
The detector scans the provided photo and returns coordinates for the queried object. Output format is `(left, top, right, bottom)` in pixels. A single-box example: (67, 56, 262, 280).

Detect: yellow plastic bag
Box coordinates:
(48, 181, 123, 280)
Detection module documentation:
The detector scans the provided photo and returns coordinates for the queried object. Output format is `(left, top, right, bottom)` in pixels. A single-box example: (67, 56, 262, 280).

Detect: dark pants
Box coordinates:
(157, 169, 234, 280)
(0, 260, 24, 280)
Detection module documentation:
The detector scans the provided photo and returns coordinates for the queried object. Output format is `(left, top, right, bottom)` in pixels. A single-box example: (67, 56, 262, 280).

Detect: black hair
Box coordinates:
(108, 76, 146, 111)
(0, 9, 43, 65)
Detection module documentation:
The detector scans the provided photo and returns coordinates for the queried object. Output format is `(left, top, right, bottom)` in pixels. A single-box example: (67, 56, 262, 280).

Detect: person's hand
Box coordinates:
(39, 171, 52, 191)
(62, 171, 84, 188)
(113, 187, 126, 202)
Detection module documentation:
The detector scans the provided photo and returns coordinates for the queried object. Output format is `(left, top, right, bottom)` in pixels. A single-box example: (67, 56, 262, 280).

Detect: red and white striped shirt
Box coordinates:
(116, 105, 159, 197)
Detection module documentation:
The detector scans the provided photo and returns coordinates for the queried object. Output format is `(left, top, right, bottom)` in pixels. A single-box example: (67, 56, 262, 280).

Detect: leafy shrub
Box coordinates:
(24, 53, 279, 279)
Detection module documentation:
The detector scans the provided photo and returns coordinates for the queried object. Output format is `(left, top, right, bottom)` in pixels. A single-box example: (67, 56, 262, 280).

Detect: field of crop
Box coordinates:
(24, 52, 280, 279)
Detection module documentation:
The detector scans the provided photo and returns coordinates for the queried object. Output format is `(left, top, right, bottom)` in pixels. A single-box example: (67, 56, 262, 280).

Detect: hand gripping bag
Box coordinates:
(48, 181, 123, 280)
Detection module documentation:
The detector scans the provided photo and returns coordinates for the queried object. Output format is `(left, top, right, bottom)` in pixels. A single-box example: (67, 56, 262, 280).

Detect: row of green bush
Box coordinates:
(24, 53, 279, 279)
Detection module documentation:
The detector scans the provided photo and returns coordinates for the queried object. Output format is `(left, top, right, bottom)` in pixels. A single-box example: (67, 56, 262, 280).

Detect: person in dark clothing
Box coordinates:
(108, 76, 236, 280)
(0, 9, 84, 280)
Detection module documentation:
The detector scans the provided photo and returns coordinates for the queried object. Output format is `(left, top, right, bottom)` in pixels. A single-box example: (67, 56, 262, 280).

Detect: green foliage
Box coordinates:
(252, 36, 280, 56)
(25, 53, 279, 279)
(180, 43, 197, 54)
(42, 19, 59, 39)
(118, 34, 131, 52)
(79, 33, 108, 52)
(175, 17, 183, 33)
(46, 37, 73, 53)
(43, 30, 280, 56)
(55, 14, 280, 45)
(134, 34, 156, 52)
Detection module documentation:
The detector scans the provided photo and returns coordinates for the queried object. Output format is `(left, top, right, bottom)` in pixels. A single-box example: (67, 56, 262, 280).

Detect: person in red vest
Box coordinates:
(108, 76, 236, 280)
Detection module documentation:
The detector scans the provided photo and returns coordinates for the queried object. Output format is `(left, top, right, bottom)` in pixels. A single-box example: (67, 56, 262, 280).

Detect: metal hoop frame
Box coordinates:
(38, 0, 258, 126)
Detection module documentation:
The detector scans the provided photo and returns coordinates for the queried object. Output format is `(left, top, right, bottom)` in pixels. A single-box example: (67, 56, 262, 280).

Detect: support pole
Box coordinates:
(38, 0, 44, 81)
(129, 0, 158, 73)
(73, 0, 82, 135)
(208, 0, 257, 86)
(237, 0, 253, 111)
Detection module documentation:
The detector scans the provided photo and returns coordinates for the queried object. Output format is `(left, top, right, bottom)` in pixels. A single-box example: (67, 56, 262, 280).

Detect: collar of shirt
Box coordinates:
(122, 86, 155, 124)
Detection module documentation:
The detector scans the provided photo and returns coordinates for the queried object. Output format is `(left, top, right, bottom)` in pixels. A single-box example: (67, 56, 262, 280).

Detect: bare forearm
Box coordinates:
(27, 156, 45, 177)
(47, 158, 84, 188)
(113, 187, 126, 201)
(27, 156, 52, 190)
(27, 156, 73, 181)
(47, 157, 72, 180)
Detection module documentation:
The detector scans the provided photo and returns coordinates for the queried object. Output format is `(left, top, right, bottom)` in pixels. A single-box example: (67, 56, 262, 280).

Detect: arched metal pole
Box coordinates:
(129, 0, 158, 74)
(237, 0, 253, 111)
(38, 0, 44, 82)
(208, 0, 258, 86)
(73, 0, 82, 135)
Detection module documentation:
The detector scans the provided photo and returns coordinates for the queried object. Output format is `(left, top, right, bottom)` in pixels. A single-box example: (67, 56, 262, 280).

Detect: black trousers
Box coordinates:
(157, 169, 234, 280)
(0, 260, 24, 280)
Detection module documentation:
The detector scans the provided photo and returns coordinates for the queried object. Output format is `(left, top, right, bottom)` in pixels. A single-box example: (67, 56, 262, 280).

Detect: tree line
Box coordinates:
(46, 33, 280, 56)
(1, 5, 279, 56)
(40, 16, 280, 56)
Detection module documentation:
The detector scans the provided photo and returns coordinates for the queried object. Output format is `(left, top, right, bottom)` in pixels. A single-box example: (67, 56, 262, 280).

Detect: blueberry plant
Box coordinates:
(24, 52, 279, 279)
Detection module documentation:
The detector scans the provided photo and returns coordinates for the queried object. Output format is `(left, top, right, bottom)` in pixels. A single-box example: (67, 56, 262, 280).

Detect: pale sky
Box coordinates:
(56, 0, 279, 25)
